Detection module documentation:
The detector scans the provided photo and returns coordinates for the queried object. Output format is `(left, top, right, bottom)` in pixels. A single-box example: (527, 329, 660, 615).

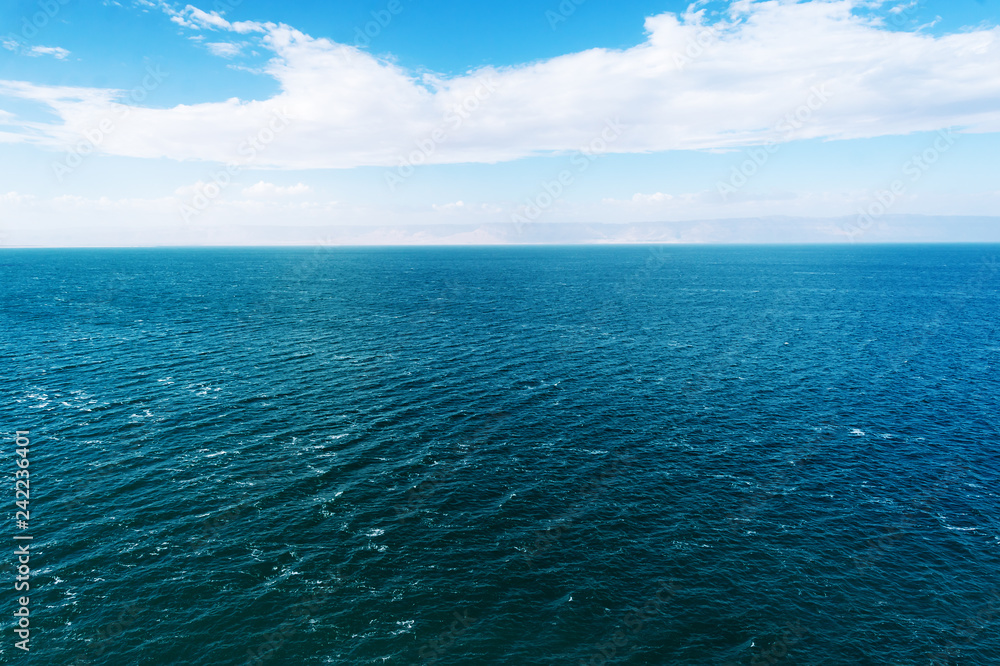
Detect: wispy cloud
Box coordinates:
(164, 4, 265, 34)
(26, 46, 71, 59)
(0, 0, 998, 169)
(1, 41, 71, 59)
(205, 42, 244, 58)
(241, 181, 311, 197)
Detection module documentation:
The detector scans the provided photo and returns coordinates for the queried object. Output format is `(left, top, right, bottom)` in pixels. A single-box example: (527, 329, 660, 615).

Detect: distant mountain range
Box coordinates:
(5, 215, 1000, 247)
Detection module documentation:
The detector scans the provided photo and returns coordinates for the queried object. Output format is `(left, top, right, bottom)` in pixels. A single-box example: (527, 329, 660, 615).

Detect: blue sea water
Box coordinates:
(1, 245, 998, 665)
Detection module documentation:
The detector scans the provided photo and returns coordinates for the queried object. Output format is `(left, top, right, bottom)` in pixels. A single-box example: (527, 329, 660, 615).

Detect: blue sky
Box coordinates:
(1, 0, 998, 245)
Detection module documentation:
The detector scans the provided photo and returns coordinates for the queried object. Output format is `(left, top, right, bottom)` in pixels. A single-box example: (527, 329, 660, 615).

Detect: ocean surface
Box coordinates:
(1, 245, 999, 666)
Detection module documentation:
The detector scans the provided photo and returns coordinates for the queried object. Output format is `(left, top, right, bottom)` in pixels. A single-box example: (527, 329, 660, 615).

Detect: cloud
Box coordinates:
(0, 191, 36, 205)
(630, 192, 674, 204)
(0, 0, 998, 169)
(241, 181, 311, 197)
(205, 42, 244, 58)
(1, 41, 71, 59)
(171, 6, 230, 30)
(432, 201, 466, 212)
(26, 46, 71, 59)
(0, 80, 125, 150)
(165, 4, 265, 34)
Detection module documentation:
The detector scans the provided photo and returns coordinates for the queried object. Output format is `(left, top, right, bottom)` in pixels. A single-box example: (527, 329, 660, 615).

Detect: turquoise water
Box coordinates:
(1, 245, 998, 665)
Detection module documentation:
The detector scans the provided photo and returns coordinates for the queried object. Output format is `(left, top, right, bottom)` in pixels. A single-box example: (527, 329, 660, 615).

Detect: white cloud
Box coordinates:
(0, 191, 36, 205)
(26, 46, 71, 59)
(165, 4, 266, 34)
(630, 192, 674, 204)
(1, 41, 71, 58)
(0, 1, 999, 169)
(888, 1, 917, 16)
(205, 42, 243, 58)
(432, 201, 466, 212)
(0, 80, 124, 151)
(168, 5, 231, 30)
(241, 181, 311, 197)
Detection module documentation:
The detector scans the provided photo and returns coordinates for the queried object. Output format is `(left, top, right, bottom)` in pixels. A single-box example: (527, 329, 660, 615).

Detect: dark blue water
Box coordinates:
(1, 245, 998, 665)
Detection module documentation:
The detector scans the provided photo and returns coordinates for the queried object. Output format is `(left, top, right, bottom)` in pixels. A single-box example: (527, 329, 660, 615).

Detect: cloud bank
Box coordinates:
(0, 0, 998, 169)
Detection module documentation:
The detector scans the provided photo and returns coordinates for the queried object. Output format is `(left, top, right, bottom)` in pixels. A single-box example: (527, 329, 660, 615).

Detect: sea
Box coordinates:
(1, 245, 998, 665)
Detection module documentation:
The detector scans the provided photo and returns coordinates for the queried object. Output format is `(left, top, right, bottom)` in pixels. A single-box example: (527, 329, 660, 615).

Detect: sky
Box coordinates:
(0, 0, 998, 245)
